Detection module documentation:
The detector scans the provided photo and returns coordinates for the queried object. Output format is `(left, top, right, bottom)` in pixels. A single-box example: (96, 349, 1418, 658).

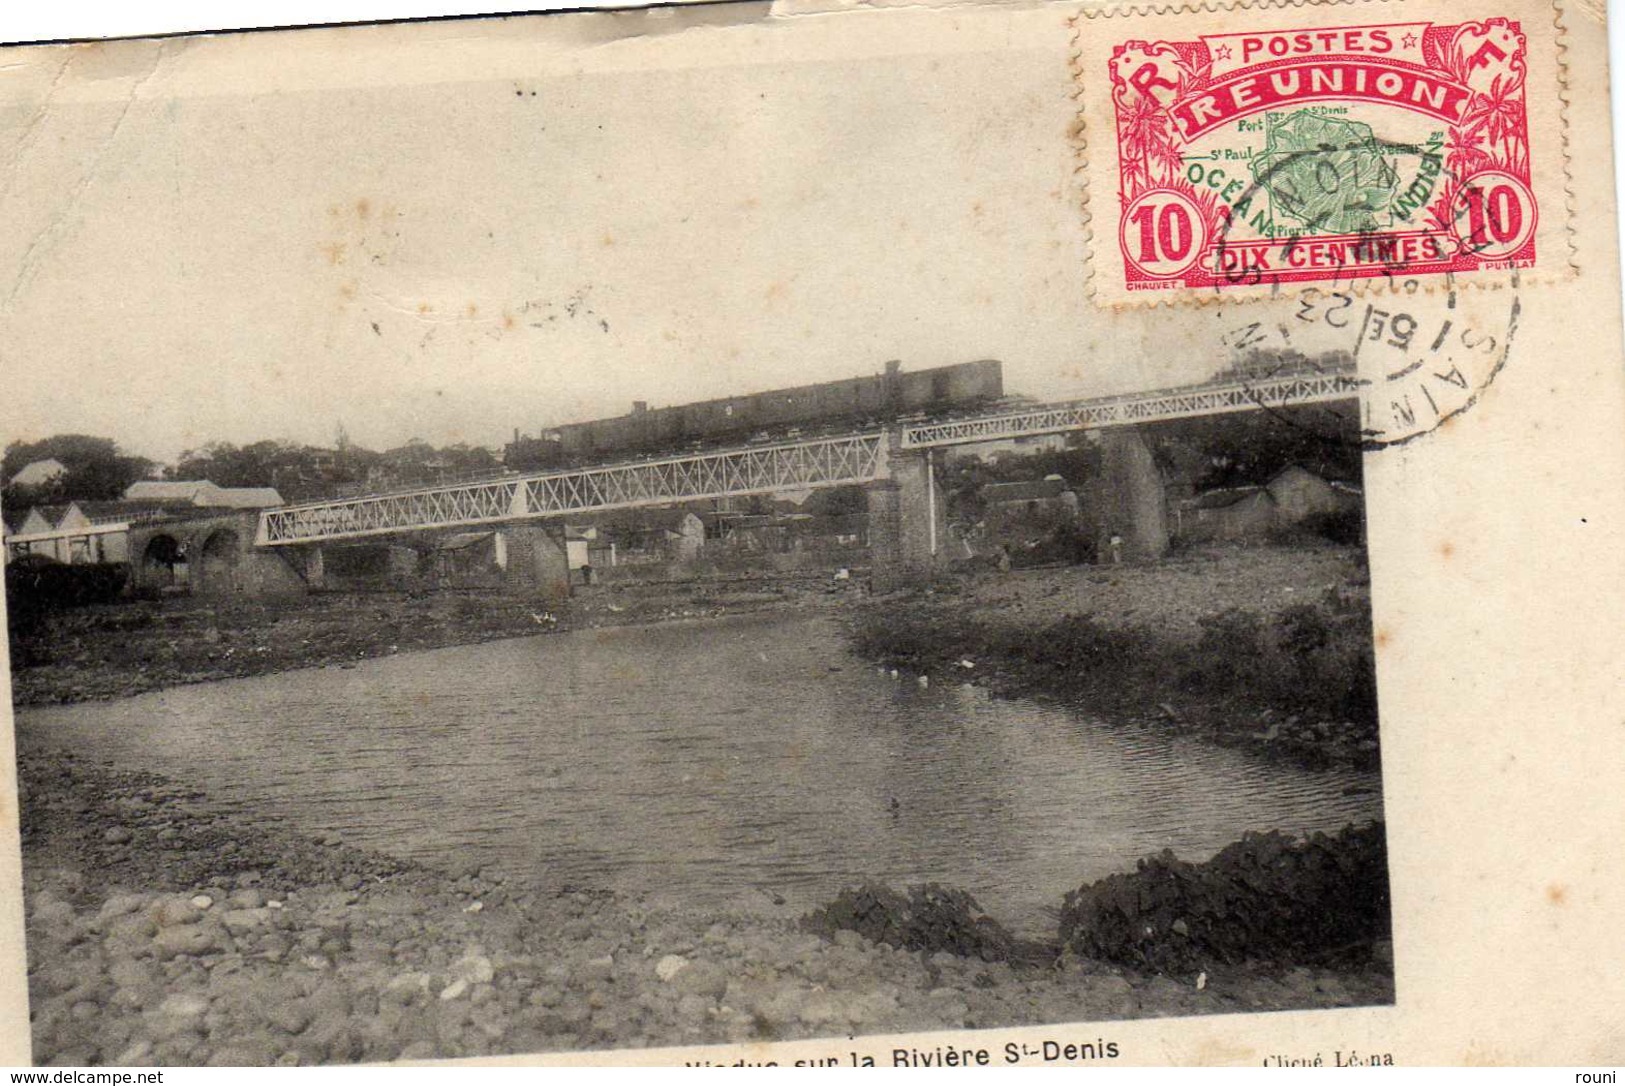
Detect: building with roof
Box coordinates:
(432, 531, 505, 588)
(122, 480, 284, 509)
(3, 482, 286, 567)
(7, 458, 67, 489)
(601, 509, 706, 564)
(1177, 465, 1361, 544)
(980, 475, 1080, 530)
(122, 480, 224, 506)
(2, 501, 164, 565)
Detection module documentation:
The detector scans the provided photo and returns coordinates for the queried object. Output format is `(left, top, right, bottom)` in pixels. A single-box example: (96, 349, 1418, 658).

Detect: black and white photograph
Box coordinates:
(1, 0, 1622, 1070)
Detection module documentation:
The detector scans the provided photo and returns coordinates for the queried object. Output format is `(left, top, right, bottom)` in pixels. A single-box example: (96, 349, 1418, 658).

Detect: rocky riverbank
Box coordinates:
(18, 749, 1393, 1066)
(7, 574, 844, 708)
(848, 545, 1380, 769)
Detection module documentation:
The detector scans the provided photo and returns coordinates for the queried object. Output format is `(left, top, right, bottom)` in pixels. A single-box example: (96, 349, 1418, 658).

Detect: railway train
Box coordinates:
(505, 359, 1005, 470)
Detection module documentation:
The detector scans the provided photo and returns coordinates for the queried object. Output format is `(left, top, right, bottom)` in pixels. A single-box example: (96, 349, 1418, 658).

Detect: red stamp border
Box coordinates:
(1107, 19, 1537, 292)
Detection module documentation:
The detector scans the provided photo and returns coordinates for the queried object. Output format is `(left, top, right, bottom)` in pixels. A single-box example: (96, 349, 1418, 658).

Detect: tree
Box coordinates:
(1150, 407, 1362, 492)
(3, 434, 155, 508)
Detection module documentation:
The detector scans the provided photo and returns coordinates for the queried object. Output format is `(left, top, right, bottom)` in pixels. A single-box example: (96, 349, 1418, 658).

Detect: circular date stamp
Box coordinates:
(1216, 270, 1519, 449)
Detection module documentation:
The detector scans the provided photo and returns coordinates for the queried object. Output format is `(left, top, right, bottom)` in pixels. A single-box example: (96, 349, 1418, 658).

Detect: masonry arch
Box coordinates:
(195, 529, 242, 595)
(141, 534, 189, 591)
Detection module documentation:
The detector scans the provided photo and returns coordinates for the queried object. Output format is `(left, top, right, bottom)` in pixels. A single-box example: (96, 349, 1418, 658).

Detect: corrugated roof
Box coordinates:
(437, 531, 495, 551)
(605, 508, 703, 534)
(205, 487, 285, 509)
(121, 480, 283, 509)
(30, 504, 76, 528)
(981, 479, 1071, 503)
(125, 480, 221, 502)
(1189, 485, 1266, 510)
(73, 500, 173, 524)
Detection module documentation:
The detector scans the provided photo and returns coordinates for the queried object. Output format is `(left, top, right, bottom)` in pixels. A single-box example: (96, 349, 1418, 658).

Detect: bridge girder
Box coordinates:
(258, 433, 886, 546)
(899, 370, 1358, 449)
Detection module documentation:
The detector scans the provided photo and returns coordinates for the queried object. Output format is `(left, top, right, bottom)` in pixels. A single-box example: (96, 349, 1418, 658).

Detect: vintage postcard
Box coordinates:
(0, 0, 1622, 1069)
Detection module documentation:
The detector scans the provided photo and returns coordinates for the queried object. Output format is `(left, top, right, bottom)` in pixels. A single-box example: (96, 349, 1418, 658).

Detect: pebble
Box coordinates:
(379, 972, 431, 1006)
(104, 827, 133, 845)
(220, 908, 272, 935)
(654, 955, 689, 982)
(19, 730, 1389, 1066)
(798, 991, 845, 1026)
(151, 897, 201, 928)
(153, 924, 224, 960)
(156, 992, 210, 1020)
(451, 953, 495, 986)
(99, 893, 147, 921)
(672, 961, 729, 1002)
(111, 1041, 154, 1065)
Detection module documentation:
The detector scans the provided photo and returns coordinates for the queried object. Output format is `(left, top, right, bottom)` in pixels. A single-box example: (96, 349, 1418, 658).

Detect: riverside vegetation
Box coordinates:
(847, 546, 1379, 768)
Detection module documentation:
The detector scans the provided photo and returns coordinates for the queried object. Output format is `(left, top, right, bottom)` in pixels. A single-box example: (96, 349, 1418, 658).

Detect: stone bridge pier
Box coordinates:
(865, 426, 1168, 589)
(867, 439, 948, 592)
(497, 523, 571, 602)
(127, 511, 313, 598)
(1093, 427, 1169, 561)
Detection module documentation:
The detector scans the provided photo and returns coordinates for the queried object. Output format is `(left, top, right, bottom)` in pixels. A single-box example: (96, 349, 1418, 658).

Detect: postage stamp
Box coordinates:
(1072, 2, 1572, 306)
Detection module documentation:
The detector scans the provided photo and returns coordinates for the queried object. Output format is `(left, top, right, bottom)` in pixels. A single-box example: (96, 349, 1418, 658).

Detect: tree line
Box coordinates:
(3, 433, 503, 511)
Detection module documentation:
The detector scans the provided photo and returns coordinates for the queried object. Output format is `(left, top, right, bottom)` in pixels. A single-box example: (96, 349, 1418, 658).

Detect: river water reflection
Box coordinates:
(18, 612, 1383, 933)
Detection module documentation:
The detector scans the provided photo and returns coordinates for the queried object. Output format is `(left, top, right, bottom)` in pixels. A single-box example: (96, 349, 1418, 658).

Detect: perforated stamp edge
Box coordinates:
(1064, 0, 1578, 310)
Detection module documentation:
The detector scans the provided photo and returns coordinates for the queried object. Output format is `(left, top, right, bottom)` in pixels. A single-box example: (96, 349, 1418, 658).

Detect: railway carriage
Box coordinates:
(507, 360, 1003, 469)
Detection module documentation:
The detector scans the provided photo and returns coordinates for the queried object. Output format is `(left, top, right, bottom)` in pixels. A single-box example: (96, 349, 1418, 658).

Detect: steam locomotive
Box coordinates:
(506, 359, 1005, 470)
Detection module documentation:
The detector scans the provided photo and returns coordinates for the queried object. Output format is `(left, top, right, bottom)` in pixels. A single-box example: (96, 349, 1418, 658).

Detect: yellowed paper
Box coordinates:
(1, 0, 1622, 1068)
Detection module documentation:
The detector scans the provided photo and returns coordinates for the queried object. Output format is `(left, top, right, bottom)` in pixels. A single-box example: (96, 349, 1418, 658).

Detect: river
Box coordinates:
(16, 612, 1383, 933)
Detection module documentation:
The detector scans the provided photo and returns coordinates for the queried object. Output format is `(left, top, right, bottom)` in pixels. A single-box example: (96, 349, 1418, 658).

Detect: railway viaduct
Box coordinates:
(126, 366, 1358, 599)
(127, 509, 311, 598)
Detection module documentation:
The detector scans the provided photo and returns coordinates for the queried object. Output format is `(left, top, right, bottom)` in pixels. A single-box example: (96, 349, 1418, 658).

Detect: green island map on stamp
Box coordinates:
(1250, 111, 1402, 235)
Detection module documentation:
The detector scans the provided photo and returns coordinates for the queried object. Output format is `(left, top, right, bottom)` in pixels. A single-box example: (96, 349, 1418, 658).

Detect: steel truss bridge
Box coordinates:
(257, 365, 1358, 547)
(258, 434, 886, 546)
(898, 368, 1359, 448)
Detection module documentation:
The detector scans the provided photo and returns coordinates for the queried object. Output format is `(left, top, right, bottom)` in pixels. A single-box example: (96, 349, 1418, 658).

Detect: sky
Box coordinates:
(0, 3, 1217, 466)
